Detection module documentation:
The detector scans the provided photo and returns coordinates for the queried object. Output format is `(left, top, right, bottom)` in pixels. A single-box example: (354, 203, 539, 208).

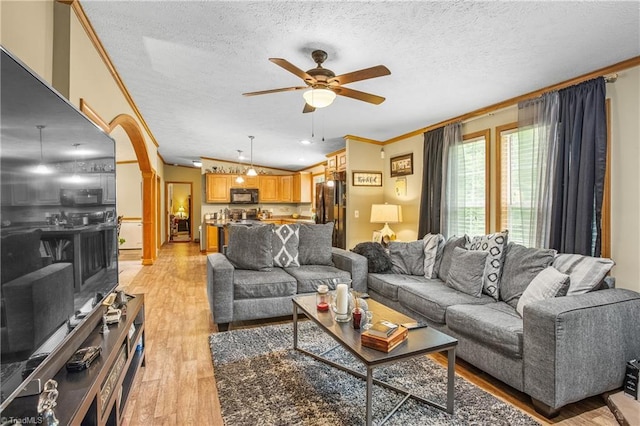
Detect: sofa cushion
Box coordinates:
(516, 266, 570, 317)
(233, 268, 297, 300)
(367, 273, 429, 302)
(500, 243, 556, 308)
(388, 240, 424, 275)
(1, 229, 43, 284)
(422, 233, 445, 279)
(351, 242, 392, 273)
(226, 224, 274, 271)
(447, 302, 524, 358)
(298, 222, 334, 266)
(397, 280, 495, 324)
(435, 235, 468, 282)
(272, 224, 300, 267)
(446, 247, 488, 298)
(552, 253, 615, 295)
(284, 265, 352, 294)
(468, 230, 509, 300)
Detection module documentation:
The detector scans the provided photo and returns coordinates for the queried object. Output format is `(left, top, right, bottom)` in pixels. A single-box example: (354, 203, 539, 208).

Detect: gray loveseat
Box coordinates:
(363, 233, 640, 417)
(207, 222, 367, 331)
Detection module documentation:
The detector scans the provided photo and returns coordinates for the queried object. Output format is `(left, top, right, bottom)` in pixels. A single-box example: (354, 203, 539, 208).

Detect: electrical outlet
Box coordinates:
(354, 210, 359, 218)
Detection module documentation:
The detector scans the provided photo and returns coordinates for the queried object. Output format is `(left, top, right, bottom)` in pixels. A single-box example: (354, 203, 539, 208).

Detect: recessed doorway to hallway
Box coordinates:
(166, 182, 193, 243)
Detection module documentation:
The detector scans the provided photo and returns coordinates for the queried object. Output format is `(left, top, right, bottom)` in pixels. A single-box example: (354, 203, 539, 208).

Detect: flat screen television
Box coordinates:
(0, 47, 119, 408)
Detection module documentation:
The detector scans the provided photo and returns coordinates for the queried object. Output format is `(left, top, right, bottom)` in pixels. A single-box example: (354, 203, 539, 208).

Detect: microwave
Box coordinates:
(230, 188, 258, 204)
(60, 188, 103, 206)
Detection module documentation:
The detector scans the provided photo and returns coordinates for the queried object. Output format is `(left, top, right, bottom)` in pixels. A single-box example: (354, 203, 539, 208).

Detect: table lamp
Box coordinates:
(370, 204, 403, 242)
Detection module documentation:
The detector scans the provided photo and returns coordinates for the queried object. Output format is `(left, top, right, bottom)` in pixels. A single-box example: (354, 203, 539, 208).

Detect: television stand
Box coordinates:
(2, 294, 145, 425)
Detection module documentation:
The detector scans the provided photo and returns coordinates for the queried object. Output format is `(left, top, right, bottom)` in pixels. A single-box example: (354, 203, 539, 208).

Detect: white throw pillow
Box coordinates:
(552, 253, 614, 295)
(423, 233, 445, 279)
(516, 266, 570, 317)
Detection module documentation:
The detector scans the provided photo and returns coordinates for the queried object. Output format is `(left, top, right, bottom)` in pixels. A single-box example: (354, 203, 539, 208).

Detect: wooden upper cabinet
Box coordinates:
(327, 155, 337, 171)
(229, 175, 259, 188)
(293, 172, 311, 203)
(279, 175, 293, 202)
(205, 174, 231, 203)
(258, 175, 279, 202)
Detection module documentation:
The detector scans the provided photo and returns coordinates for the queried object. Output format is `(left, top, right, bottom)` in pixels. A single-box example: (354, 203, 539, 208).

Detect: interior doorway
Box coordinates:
(166, 182, 193, 243)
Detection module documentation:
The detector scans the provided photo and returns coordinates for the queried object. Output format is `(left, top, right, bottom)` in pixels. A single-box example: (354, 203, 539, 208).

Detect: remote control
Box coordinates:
(402, 321, 429, 330)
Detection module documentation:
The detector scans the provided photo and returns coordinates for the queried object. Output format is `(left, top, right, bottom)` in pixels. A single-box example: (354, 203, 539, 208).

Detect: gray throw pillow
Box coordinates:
(446, 247, 488, 297)
(272, 224, 300, 267)
(500, 243, 556, 308)
(423, 233, 445, 279)
(436, 235, 469, 282)
(226, 224, 274, 271)
(468, 230, 509, 300)
(388, 241, 425, 275)
(552, 253, 615, 295)
(298, 222, 334, 266)
(516, 266, 570, 317)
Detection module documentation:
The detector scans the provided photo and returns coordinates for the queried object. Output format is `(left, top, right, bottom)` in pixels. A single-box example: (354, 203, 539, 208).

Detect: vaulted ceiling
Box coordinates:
(80, 1, 640, 170)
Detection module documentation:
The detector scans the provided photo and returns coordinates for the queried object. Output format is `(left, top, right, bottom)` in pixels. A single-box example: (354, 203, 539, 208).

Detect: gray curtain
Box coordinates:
(549, 77, 607, 256)
(418, 127, 444, 237)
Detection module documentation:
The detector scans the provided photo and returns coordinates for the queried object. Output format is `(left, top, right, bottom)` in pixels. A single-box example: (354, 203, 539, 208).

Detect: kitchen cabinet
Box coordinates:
(293, 172, 311, 203)
(259, 175, 279, 202)
(205, 174, 231, 203)
(279, 175, 293, 202)
(337, 151, 347, 171)
(206, 224, 219, 252)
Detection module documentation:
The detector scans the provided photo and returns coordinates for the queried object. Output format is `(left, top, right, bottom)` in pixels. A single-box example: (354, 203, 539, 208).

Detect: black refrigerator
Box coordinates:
(315, 171, 347, 249)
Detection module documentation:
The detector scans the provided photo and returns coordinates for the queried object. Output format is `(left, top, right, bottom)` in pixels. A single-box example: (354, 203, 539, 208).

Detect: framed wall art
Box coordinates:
(352, 171, 383, 187)
(390, 153, 413, 177)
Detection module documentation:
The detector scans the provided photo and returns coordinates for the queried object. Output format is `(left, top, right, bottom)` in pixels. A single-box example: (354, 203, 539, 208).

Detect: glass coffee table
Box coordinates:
(292, 294, 458, 425)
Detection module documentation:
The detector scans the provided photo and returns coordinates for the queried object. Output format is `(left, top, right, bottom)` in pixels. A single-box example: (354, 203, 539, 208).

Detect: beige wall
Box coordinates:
(164, 165, 202, 233)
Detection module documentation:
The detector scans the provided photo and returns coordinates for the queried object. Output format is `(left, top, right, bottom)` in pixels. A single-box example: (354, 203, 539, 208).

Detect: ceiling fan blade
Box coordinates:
(269, 58, 315, 83)
(334, 87, 386, 105)
(242, 86, 307, 96)
(328, 65, 390, 86)
(303, 103, 316, 114)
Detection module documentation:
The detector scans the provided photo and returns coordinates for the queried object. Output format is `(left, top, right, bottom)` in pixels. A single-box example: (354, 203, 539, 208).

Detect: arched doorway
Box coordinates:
(80, 100, 156, 265)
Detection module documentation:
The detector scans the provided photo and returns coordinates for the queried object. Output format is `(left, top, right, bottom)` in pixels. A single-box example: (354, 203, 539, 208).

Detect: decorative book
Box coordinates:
(361, 326, 408, 352)
(366, 320, 398, 338)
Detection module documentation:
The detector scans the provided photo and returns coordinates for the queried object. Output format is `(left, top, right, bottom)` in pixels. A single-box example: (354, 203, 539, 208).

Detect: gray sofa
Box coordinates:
(364, 234, 640, 417)
(207, 222, 367, 331)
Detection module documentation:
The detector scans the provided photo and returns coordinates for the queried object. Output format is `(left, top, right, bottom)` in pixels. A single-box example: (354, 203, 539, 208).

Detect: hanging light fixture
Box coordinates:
(303, 87, 336, 109)
(246, 136, 258, 177)
(69, 143, 83, 183)
(235, 150, 245, 184)
(33, 125, 52, 174)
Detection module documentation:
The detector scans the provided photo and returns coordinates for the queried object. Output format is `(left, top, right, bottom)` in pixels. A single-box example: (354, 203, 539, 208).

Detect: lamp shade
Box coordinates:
(370, 204, 403, 224)
(303, 88, 336, 108)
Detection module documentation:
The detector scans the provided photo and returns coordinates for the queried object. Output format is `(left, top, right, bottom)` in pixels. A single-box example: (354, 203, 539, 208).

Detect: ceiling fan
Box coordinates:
(242, 50, 391, 113)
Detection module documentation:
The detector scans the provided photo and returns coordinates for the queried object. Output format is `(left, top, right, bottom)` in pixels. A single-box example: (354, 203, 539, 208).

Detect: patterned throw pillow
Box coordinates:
(552, 253, 615, 295)
(468, 230, 509, 300)
(272, 224, 300, 268)
(423, 233, 445, 279)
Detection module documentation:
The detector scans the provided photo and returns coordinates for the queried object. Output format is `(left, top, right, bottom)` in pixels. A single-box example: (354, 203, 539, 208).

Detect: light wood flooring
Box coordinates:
(119, 243, 618, 425)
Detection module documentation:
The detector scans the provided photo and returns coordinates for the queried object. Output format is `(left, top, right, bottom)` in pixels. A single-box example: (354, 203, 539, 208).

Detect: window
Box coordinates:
(446, 130, 489, 237)
(498, 125, 537, 245)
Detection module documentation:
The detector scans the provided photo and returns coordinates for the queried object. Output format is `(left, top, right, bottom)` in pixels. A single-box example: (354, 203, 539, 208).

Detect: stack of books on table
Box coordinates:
(361, 320, 408, 352)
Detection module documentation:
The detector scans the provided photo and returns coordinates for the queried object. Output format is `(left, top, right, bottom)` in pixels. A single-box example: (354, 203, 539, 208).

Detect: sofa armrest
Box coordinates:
(523, 288, 640, 410)
(331, 247, 368, 293)
(206, 253, 235, 324)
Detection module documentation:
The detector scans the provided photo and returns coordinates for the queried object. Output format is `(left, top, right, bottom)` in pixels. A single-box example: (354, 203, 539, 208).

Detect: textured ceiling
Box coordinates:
(80, 0, 640, 170)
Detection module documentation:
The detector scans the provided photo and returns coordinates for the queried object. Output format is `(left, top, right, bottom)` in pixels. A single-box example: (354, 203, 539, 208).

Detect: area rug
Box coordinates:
(210, 321, 539, 426)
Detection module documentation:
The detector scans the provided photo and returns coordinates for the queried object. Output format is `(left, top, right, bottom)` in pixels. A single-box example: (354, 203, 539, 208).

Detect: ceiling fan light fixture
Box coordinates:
(303, 88, 336, 108)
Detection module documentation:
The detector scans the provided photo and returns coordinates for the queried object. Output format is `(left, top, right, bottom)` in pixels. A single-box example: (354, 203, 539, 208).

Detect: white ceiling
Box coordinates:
(80, 0, 640, 170)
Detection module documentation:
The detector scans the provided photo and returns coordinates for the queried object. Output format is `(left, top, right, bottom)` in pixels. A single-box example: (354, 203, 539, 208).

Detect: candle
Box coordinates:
(336, 284, 348, 315)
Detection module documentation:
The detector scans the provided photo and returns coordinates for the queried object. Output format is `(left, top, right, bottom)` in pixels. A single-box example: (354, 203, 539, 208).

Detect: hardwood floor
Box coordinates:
(119, 243, 618, 425)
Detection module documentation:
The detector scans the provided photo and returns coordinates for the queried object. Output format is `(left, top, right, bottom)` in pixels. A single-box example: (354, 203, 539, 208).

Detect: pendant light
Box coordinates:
(235, 150, 245, 184)
(69, 143, 83, 183)
(246, 136, 257, 177)
(34, 125, 52, 174)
